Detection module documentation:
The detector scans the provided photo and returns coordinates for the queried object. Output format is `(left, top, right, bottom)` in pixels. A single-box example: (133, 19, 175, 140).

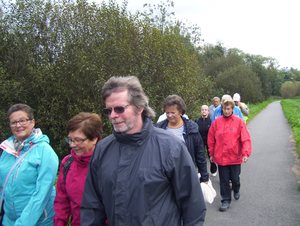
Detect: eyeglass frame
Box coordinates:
(103, 104, 131, 115)
(66, 137, 88, 145)
(9, 118, 32, 127)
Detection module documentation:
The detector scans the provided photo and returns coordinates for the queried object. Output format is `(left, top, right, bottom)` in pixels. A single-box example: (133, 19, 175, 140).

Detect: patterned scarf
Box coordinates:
(13, 128, 37, 152)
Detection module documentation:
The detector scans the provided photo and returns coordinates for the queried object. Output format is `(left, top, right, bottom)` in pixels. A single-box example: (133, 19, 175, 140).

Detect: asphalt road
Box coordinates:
(204, 101, 300, 226)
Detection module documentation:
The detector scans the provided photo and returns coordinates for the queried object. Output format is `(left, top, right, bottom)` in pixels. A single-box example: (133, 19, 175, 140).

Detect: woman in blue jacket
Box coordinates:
(0, 103, 58, 226)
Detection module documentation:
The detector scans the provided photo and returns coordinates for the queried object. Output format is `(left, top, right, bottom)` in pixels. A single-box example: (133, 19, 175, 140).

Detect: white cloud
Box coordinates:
(96, 0, 300, 69)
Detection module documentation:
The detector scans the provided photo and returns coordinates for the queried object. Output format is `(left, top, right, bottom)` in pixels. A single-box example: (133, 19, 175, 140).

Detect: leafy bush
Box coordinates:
(281, 81, 299, 99)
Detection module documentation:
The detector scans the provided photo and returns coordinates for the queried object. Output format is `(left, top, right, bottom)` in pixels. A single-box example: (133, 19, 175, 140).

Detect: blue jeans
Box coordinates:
(218, 164, 241, 203)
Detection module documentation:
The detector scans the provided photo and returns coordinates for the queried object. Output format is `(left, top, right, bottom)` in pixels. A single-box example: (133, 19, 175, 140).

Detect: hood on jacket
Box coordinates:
(0, 128, 49, 157)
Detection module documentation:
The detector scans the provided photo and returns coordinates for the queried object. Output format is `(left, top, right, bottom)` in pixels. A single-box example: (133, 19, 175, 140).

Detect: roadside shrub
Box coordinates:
(281, 81, 299, 99)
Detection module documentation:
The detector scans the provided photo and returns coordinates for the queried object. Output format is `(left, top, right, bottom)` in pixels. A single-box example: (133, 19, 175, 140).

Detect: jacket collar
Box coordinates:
(113, 117, 153, 146)
(71, 149, 93, 165)
(157, 116, 199, 139)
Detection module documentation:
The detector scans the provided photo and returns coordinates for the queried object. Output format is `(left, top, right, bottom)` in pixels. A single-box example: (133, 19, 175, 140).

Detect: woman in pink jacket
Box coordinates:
(54, 113, 102, 226)
(208, 99, 252, 212)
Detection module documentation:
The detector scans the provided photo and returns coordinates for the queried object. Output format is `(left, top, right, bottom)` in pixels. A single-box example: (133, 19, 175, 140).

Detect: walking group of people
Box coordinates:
(0, 75, 252, 226)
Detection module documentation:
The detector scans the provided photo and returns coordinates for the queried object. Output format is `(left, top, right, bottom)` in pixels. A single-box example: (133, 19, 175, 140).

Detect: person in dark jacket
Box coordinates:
(156, 95, 209, 183)
(81, 76, 206, 226)
(195, 105, 217, 176)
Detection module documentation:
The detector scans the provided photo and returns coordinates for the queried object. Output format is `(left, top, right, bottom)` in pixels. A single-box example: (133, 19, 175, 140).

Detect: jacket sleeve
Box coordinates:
(211, 112, 216, 124)
(15, 143, 59, 226)
(194, 133, 209, 182)
(234, 107, 244, 121)
(81, 151, 106, 226)
(167, 142, 206, 226)
(207, 123, 216, 157)
(53, 157, 71, 226)
(240, 121, 252, 157)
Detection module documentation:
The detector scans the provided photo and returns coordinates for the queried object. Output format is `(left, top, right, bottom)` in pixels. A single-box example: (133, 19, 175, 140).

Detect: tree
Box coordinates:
(215, 64, 263, 103)
(281, 81, 299, 99)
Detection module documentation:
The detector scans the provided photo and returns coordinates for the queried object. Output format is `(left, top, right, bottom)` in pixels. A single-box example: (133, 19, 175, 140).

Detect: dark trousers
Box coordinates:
(218, 164, 241, 203)
(204, 143, 217, 174)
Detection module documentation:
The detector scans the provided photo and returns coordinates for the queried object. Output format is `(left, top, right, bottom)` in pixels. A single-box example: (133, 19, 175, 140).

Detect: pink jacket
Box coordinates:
(54, 149, 92, 226)
(208, 114, 252, 166)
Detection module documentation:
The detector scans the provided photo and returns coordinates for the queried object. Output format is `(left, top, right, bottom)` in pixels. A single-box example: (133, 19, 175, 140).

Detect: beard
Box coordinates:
(111, 116, 138, 134)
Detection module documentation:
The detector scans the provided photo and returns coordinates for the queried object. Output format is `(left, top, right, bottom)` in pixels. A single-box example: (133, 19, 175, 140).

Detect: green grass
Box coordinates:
(281, 98, 300, 190)
(281, 98, 300, 156)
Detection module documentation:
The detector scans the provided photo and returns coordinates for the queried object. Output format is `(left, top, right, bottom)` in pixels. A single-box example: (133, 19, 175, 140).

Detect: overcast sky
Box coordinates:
(100, 0, 300, 70)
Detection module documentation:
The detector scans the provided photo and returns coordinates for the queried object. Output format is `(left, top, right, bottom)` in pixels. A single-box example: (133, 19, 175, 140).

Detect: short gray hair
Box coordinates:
(7, 104, 34, 120)
(213, 97, 220, 101)
(102, 76, 155, 119)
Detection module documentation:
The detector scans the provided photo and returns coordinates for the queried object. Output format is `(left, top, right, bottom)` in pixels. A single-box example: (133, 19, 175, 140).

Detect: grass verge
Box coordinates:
(281, 98, 300, 157)
(281, 98, 300, 190)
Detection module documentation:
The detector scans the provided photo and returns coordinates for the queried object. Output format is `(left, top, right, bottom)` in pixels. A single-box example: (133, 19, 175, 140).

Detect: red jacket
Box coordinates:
(208, 114, 251, 166)
(54, 149, 92, 226)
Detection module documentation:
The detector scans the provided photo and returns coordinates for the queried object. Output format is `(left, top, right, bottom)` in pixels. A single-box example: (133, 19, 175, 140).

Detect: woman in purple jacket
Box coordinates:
(54, 113, 102, 226)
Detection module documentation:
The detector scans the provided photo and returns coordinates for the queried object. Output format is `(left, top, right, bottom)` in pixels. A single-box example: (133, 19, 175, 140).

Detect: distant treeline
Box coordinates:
(0, 0, 299, 159)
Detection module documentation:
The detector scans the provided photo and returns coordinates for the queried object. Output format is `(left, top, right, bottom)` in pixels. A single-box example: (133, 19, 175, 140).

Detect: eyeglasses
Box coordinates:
(103, 104, 130, 115)
(10, 119, 31, 127)
(66, 137, 88, 145)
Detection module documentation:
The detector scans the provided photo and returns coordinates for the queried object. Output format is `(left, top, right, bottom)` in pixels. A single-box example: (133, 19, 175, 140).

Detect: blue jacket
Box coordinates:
(0, 129, 58, 226)
(156, 117, 209, 182)
(211, 105, 244, 124)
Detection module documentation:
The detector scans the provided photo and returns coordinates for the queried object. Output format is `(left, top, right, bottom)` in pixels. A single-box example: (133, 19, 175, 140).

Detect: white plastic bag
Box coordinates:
(200, 180, 217, 204)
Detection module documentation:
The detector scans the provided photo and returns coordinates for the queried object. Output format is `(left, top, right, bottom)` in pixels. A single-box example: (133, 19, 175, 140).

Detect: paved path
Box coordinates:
(205, 101, 300, 226)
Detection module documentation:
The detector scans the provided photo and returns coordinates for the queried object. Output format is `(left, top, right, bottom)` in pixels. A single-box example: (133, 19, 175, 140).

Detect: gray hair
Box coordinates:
(221, 94, 232, 102)
(102, 76, 155, 119)
(213, 97, 220, 101)
(7, 104, 34, 120)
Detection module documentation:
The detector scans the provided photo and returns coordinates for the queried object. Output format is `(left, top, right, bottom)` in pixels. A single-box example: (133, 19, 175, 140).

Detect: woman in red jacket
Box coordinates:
(54, 113, 102, 226)
(208, 99, 252, 212)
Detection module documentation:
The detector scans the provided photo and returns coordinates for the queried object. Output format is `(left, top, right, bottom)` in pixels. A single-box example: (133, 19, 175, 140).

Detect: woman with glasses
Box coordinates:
(0, 103, 58, 225)
(54, 113, 102, 226)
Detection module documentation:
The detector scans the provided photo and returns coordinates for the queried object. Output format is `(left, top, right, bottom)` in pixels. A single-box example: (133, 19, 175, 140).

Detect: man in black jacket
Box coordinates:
(81, 76, 206, 226)
(195, 105, 217, 176)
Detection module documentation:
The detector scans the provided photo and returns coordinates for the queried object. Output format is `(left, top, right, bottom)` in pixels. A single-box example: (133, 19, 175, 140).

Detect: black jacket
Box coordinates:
(156, 117, 209, 182)
(195, 117, 211, 146)
(81, 117, 206, 226)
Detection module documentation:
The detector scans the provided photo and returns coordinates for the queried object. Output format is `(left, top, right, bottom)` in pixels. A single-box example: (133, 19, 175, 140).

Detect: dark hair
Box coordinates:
(66, 113, 102, 141)
(163, 95, 186, 115)
(222, 99, 235, 109)
(7, 104, 34, 120)
(102, 76, 155, 119)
